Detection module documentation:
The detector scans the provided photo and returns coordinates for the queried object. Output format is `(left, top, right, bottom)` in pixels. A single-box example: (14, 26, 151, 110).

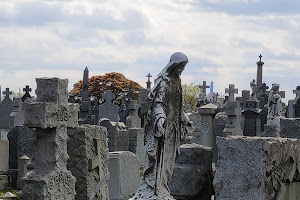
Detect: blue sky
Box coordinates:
(0, 0, 300, 101)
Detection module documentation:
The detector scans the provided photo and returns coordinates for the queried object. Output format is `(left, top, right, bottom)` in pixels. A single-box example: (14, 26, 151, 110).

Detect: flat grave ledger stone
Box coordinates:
(21, 78, 78, 200)
(98, 90, 120, 122)
(68, 125, 109, 200)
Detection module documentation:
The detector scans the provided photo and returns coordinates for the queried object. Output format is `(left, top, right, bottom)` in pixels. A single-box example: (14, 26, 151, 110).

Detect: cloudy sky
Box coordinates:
(1, 0, 300, 101)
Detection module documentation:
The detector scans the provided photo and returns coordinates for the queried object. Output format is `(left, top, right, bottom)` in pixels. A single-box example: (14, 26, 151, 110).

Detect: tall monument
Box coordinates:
(256, 54, 264, 98)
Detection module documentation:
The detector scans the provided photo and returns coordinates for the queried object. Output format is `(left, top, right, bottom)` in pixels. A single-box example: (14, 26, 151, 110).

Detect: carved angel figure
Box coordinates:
(267, 83, 282, 119)
(130, 52, 193, 200)
(250, 79, 257, 99)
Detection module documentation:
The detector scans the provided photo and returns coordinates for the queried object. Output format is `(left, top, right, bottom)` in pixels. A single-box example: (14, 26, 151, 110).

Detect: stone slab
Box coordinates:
(280, 117, 300, 139)
(169, 143, 213, 200)
(108, 151, 140, 200)
(213, 136, 300, 200)
(0, 140, 9, 172)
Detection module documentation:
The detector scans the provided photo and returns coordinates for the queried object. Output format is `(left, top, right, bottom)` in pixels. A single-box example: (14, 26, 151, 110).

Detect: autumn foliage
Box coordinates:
(70, 72, 143, 105)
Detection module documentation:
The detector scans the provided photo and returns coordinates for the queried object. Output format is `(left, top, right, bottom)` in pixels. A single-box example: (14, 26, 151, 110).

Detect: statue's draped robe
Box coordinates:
(132, 64, 186, 200)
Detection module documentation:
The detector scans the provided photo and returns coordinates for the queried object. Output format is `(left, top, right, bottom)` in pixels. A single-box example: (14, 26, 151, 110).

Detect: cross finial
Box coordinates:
(103, 90, 115, 102)
(225, 84, 238, 102)
(259, 54, 262, 62)
(3, 88, 12, 100)
(23, 85, 32, 93)
(146, 73, 152, 82)
(199, 81, 210, 94)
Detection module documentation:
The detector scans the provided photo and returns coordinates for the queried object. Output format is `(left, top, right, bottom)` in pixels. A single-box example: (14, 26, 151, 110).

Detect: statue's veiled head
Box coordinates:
(157, 52, 188, 78)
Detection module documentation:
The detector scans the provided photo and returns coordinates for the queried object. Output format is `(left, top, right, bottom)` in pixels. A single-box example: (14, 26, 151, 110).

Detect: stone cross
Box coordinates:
(88, 138, 110, 200)
(22, 78, 78, 199)
(126, 100, 141, 128)
(259, 54, 262, 62)
(225, 84, 238, 102)
(22, 85, 32, 102)
(3, 88, 12, 100)
(199, 81, 210, 95)
(256, 54, 264, 98)
(146, 73, 152, 90)
(293, 86, 300, 99)
(104, 90, 115, 103)
(98, 90, 119, 122)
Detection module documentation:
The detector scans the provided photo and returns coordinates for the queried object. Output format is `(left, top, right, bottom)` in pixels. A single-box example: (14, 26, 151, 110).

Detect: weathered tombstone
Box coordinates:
(21, 85, 32, 102)
(9, 98, 24, 130)
(119, 95, 127, 124)
(169, 143, 213, 200)
(211, 93, 221, 107)
(108, 151, 140, 200)
(0, 139, 9, 173)
(21, 77, 78, 200)
(138, 89, 150, 127)
(236, 90, 250, 110)
(212, 112, 227, 163)
(146, 73, 152, 90)
(79, 67, 92, 124)
(242, 99, 262, 136)
(0, 88, 13, 130)
(287, 86, 300, 118)
(126, 100, 141, 128)
(223, 84, 243, 136)
(7, 126, 36, 170)
(67, 125, 110, 200)
(98, 90, 119, 122)
(99, 118, 129, 152)
(128, 128, 146, 167)
(214, 136, 300, 200)
(17, 155, 30, 189)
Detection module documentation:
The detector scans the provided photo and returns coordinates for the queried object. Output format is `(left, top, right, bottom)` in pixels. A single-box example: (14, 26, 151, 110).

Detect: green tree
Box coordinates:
(182, 83, 200, 112)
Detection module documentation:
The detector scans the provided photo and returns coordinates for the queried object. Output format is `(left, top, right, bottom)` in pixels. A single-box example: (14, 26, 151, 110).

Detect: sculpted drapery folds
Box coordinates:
(130, 52, 193, 200)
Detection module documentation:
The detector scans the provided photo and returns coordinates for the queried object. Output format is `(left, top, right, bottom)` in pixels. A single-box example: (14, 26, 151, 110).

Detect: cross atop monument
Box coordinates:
(146, 73, 152, 90)
(259, 54, 262, 62)
(293, 86, 300, 99)
(22, 85, 32, 102)
(225, 84, 238, 102)
(199, 81, 210, 94)
(3, 88, 12, 100)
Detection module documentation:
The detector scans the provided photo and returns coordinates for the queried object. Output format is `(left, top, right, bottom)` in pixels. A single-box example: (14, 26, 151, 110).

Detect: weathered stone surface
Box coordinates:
(214, 136, 300, 200)
(128, 128, 146, 166)
(126, 100, 141, 128)
(169, 143, 213, 200)
(99, 119, 129, 152)
(0, 174, 8, 190)
(0, 88, 13, 130)
(10, 98, 24, 130)
(98, 90, 120, 122)
(21, 78, 77, 200)
(0, 139, 9, 172)
(7, 126, 36, 170)
(108, 151, 140, 200)
(280, 117, 300, 139)
(68, 125, 109, 200)
(212, 112, 227, 163)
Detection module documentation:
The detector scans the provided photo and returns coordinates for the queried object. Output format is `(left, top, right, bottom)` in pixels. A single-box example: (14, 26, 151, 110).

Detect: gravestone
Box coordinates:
(126, 100, 141, 128)
(138, 89, 150, 127)
(128, 128, 146, 167)
(9, 98, 24, 130)
(119, 95, 127, 124)
(223, 84, 243, 136)
(99, 119, 129, 152)
(236, 90, 250, 110)
(7, 126, 36, 170)
(287, 86, 300, 118)
(169, 143, 213, 200)
(211, 93, 221, 107)
(98, 90, 119, 122)
(108, 151, 140, 200)
(22, 85, 32, 102)
(242, 100, 262, 136)
(17, 155, 30, 189)
(0, 139, 9, 173)
(67, 125, 110, 200)
(21, 78, 78, 200)
(212, 112, 227, 163)
(0, 88, 13, 130)
(79, 67, 92, 124)
(146, 73, 152, 90)
(214, 136, 300, 200)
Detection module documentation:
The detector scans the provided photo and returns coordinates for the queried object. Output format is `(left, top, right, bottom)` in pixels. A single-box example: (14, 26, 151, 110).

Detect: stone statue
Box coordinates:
(130, 52, 193, 200)
(250, 79, 257, 99)
(267, 83, 282, 120)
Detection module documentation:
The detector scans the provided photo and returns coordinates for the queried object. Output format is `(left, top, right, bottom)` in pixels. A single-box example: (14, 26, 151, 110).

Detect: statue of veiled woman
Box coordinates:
(130, 52, 193, 200)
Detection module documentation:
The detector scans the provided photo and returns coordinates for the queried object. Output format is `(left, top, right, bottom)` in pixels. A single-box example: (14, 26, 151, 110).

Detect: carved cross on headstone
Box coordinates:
(146, 73, 152, 90)
(293, 86, 300, 99)
(88, 138, 110, 200)
(259, 83, 269, 94)
(199, 81, 210, 95)
(3, 88, 12, 100)
(22, 85, 32, 102)
(225, 84, 238, 102)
